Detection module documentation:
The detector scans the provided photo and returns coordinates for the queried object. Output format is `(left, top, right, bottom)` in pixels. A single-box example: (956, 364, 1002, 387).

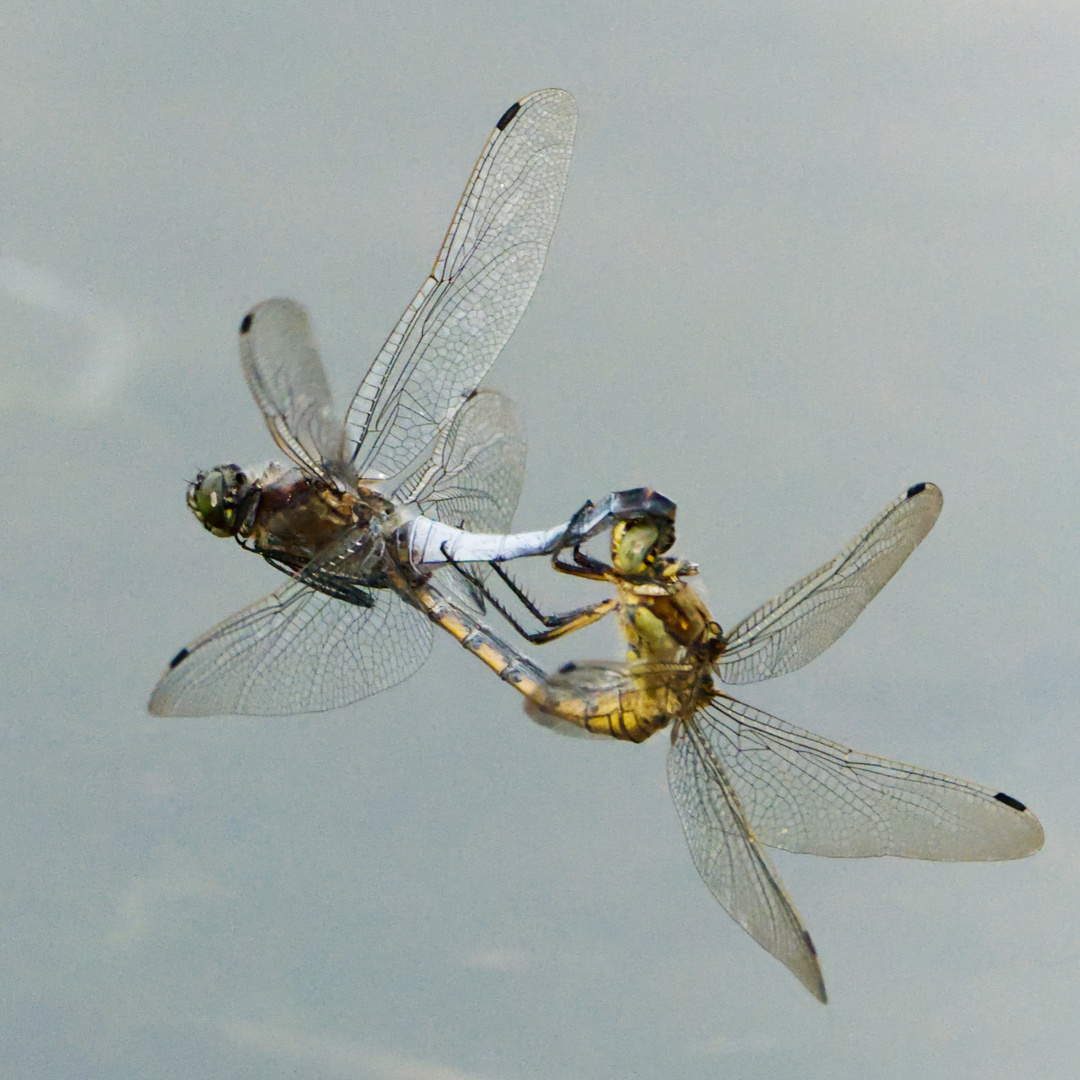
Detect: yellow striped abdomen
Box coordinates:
(524, 660, 701, 743)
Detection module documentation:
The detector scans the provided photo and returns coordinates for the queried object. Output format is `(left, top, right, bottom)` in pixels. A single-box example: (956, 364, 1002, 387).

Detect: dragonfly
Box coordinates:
(456, 482, 1044, 1002)
(149, 88, 637, 717)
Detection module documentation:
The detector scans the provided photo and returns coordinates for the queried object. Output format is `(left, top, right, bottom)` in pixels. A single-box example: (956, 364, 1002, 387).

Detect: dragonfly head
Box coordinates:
(611, 515, 676, 575)
(187, 464, 260, 538)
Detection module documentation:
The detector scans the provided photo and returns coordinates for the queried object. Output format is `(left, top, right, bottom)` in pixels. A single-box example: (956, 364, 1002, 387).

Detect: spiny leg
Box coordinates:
(440, 542, 617, 644)
(485, 559, 606, 623)
(550, 545, 613, 579)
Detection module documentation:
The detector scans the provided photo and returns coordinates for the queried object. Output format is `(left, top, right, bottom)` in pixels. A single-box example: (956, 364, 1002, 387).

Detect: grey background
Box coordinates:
(2, 2, 1077, 1077)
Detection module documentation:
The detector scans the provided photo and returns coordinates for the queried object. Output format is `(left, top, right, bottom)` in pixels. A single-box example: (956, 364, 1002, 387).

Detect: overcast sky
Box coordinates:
(3, 2, 1079, 1077)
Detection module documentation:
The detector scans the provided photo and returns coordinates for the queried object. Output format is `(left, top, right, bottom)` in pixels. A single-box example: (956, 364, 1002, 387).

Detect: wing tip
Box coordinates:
(496, 101, 521, 130)
(906, 480, 942, 503)
(993, 791, 1027, 812)
(903, 481, 943, 534)
(147, 648, 190, 716)
(800, 931, 828, 1004)
(146, 689, 170, 717)
(993, 792, 1045, 856)
(498, 89, 578, 131)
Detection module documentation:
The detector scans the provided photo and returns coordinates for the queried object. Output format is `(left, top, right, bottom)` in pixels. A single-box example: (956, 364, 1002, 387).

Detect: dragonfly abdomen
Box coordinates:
(523, 661, 678, 744)
(406, 579, 549, 695)
(404, 579, 670, 742)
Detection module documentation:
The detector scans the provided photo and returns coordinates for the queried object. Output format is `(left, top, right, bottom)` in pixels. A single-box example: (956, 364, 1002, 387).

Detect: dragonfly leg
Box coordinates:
(524, 598, 618, 642)
(485, 556, 619, 640)
(476, 594, 618, 644)
(485, 560, 594, 622)
(549, 544, 612, 579)
(440, 542, 616, 643)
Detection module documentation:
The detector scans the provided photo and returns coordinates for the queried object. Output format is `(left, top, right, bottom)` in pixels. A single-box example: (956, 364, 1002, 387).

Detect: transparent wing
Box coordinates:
(669, 719, 827, 1002)
(718, 483, 943, 685)
(238, 299, 354, 486)
(346, 88, 576, 481)
(399, 388, 526, 533)
(697, 695, 1043, 860)
(395, 388, 526, 614)
(148, 579, 433, 717)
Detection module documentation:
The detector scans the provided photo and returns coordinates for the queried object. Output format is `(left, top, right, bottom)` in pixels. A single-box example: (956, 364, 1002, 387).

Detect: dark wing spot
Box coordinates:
(169, 647, 190, 669)
(240, 312, 253, 334)
(558, 661, 578, 673)
(994, 792, 1027, 812)
(496, 101, 520, 130)
(906, 482, 927, 498)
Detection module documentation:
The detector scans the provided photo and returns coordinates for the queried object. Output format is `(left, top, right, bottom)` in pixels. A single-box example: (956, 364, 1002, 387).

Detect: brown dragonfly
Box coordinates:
(452, 482, 1043, 1002)
(148, 89, 634, 717)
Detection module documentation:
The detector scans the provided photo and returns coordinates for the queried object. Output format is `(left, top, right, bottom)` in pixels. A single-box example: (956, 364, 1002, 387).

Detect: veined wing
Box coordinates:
(346, 89, 576, 481)
(399, 388, 525, 534)
(718, 483, 943, 685)
(697, 695, 1043, 860)
(669, 718, 827, 1002)
(148, 579, 432, 716)
(238, 299, 354, 487)
(397, 388, 526, 614)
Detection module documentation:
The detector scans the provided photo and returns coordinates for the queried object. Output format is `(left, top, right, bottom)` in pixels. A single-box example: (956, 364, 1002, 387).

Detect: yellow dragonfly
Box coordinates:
(452, 483, 1043, 1002)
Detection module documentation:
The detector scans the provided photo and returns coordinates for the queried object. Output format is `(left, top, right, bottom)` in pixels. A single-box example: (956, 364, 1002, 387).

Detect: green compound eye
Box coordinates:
(612, 519, 661, 574)
(187, 465, 248, 537)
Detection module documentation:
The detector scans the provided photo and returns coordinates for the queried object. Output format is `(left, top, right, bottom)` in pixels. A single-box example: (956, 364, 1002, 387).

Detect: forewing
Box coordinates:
(668, 719, 827, 1002)
(698, 695, 1043, 859)
(239, 299, 353, 485)
(148, 580, 433, 716)
(718, 483, 943, 685)
(346, 89, 576, 480)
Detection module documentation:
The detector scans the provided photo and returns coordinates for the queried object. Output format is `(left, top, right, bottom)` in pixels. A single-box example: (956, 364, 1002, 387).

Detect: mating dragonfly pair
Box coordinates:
(150, 89, 1042, 1002)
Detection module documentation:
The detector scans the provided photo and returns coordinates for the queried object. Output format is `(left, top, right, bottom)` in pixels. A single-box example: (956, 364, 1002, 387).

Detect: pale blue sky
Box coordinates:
(2, 2, 1078, 1077)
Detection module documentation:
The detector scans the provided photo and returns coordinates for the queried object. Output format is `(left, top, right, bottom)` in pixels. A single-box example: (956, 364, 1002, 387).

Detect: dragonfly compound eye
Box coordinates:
(187, 465, 250, 537)
(612, 519, 663, 574)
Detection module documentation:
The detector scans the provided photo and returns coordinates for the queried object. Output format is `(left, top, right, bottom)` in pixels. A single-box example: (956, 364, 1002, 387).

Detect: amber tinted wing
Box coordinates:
(148, 580, 432, 717)
(668, 718, 828, 1002)
(694, 695, 1043, 860)
(718, 483, 942, 685)
(346, 89, 576, 481)
(237, 298, 353, 487)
